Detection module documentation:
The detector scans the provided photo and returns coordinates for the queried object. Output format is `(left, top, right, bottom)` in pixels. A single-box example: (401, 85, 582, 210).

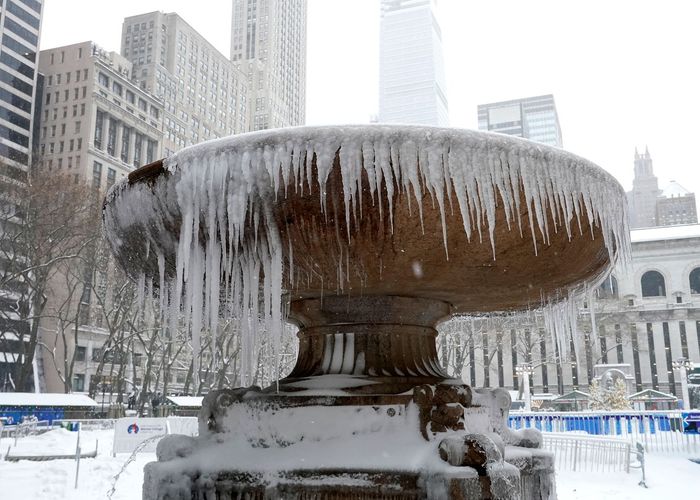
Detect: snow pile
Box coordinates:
(104, 125, 630, 383)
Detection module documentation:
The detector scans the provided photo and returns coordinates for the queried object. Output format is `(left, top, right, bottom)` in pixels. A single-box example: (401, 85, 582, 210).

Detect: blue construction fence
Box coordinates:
(508, 411, 684, 435)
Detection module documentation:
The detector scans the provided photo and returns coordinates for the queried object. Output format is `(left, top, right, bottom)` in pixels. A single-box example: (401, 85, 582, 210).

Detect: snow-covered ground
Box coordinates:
(0, 429, 149, 499)
(0, 428, 697, 498)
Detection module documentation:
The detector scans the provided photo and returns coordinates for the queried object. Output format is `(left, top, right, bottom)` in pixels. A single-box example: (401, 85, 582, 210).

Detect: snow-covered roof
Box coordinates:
(166, 396, 203, 407)
(553, 390, 591, 402)
(628, 389, 676, 401)
(630, 224, 700, 243)
(0, 392, 99, 407)
(531, 393, 559, 401)
(660, 180, 692, 198)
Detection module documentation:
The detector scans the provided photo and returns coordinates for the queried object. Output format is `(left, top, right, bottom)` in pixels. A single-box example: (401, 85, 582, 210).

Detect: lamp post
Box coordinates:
(516, 363, 535, 412)
(671, 357, 694, 410)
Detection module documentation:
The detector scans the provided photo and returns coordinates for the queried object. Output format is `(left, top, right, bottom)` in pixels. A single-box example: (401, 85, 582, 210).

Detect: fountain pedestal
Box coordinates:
(143, 296, 555, 499)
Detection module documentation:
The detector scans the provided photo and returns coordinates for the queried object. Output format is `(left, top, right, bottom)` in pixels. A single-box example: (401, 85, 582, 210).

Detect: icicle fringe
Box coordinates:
(104, 125, 630, 385)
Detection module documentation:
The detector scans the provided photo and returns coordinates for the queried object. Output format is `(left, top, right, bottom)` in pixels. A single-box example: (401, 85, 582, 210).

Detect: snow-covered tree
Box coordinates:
(589, 378, 630, 410)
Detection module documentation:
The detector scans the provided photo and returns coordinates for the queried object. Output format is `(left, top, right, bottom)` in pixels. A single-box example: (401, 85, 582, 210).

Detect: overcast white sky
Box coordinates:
(41, 0, 700, 193)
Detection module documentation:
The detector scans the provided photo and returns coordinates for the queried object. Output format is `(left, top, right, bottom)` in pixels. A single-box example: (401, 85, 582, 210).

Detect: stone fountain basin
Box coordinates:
(105, 125, 622, 315)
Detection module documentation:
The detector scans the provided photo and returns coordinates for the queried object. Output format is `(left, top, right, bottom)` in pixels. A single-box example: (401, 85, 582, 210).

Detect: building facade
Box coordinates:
(0, 0, 44, 391)
(121, 11, 249, 157)
(35, 42, 164, 395)
(627, 148, 698, 229)
(477, 94, 563, 148)
(0, 0, 43, 178)
(230, 0, 307, 130)
(655, 181, 697, 227)
(37, 42, 163, 190)
(448, 224, 700, 404)
(378, 0, 448, 126)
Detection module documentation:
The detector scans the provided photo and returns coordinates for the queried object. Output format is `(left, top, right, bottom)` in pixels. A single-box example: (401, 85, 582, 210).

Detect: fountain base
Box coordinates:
(142, 385, 555, 499)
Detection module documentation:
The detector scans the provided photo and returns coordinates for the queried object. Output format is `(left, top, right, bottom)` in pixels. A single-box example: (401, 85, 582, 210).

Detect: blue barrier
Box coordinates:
(507, 411, 683, 436)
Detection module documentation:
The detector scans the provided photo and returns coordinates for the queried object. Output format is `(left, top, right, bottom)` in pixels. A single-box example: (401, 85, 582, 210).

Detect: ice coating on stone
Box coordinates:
(104, 125, 630, 383)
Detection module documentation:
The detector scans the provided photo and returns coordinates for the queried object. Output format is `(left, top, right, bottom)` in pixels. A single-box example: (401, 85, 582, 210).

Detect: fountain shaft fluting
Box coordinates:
(286, 295, 450, 389)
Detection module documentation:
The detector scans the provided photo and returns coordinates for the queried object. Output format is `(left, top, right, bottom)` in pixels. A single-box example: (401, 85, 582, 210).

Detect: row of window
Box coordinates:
(46, 68, 89, 87)
(97, 71, 162, 123)
(600, 268, 700, 299)
(45, 85, 88, 104)
(41, 136, 82, 154)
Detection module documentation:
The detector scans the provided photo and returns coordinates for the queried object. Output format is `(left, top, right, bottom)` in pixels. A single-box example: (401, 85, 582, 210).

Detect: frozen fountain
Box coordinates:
(103, 125, 629, 499)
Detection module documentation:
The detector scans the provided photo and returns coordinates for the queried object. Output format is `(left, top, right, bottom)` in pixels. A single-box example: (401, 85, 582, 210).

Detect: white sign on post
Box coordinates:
(112, 417, 170, 456)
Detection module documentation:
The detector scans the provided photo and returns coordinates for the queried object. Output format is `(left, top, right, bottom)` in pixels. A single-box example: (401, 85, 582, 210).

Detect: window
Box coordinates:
(107, 118, 117, 156)
(72, 374, 85, 392)
(98, 72, 109, 87)
(91, 348, 103, 362)
(121, 127, 131, 163)
(126, 90, 135, 104)
(690, 268, 700, 294)
(75, 346, 86, 361)
(107, 168, 116, 188)
(112, 81, 123, 96)
(133, 133, 142, 167)
(641, 271, 666, 297)
(93, 161, 102, 188)
(94, 110, 103, 148)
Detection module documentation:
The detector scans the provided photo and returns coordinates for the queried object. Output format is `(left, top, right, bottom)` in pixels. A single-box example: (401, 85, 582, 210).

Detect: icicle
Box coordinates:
(103, 125, 631, 387)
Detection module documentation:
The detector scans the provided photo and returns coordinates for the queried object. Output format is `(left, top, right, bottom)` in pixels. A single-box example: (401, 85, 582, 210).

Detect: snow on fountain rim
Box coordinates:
(104, 124, 630, 385)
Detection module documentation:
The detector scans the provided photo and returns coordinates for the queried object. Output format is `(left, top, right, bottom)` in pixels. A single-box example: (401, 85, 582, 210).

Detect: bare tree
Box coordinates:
(0, 169, 100, 391)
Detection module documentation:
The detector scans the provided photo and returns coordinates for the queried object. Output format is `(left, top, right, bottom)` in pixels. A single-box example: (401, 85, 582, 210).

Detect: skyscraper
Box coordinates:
(231, 0, 307, 130)
(121, 12, 249, 156)
(477, 95, 563, 148)
(627, 147, 661, 228)
(378, 0, 448, 126)
(0, 0, 44, 392)
(627, 148, 698, 228)
(0, 0, 44, 179)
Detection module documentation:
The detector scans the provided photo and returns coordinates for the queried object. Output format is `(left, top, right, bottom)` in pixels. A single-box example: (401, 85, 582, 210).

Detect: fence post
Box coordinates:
(74, 423, 81, 489)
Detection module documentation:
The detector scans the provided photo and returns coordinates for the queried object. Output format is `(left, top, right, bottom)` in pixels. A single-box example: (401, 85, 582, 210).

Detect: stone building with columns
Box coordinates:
(37, 41, 163, 190)
(444, 224, 700, 406)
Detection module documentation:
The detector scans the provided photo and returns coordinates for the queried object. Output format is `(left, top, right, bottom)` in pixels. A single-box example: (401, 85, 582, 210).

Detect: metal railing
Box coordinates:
(52, 419, 117, 431)
(541, 433, 633, 473)
(509, 410, 700, 454)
